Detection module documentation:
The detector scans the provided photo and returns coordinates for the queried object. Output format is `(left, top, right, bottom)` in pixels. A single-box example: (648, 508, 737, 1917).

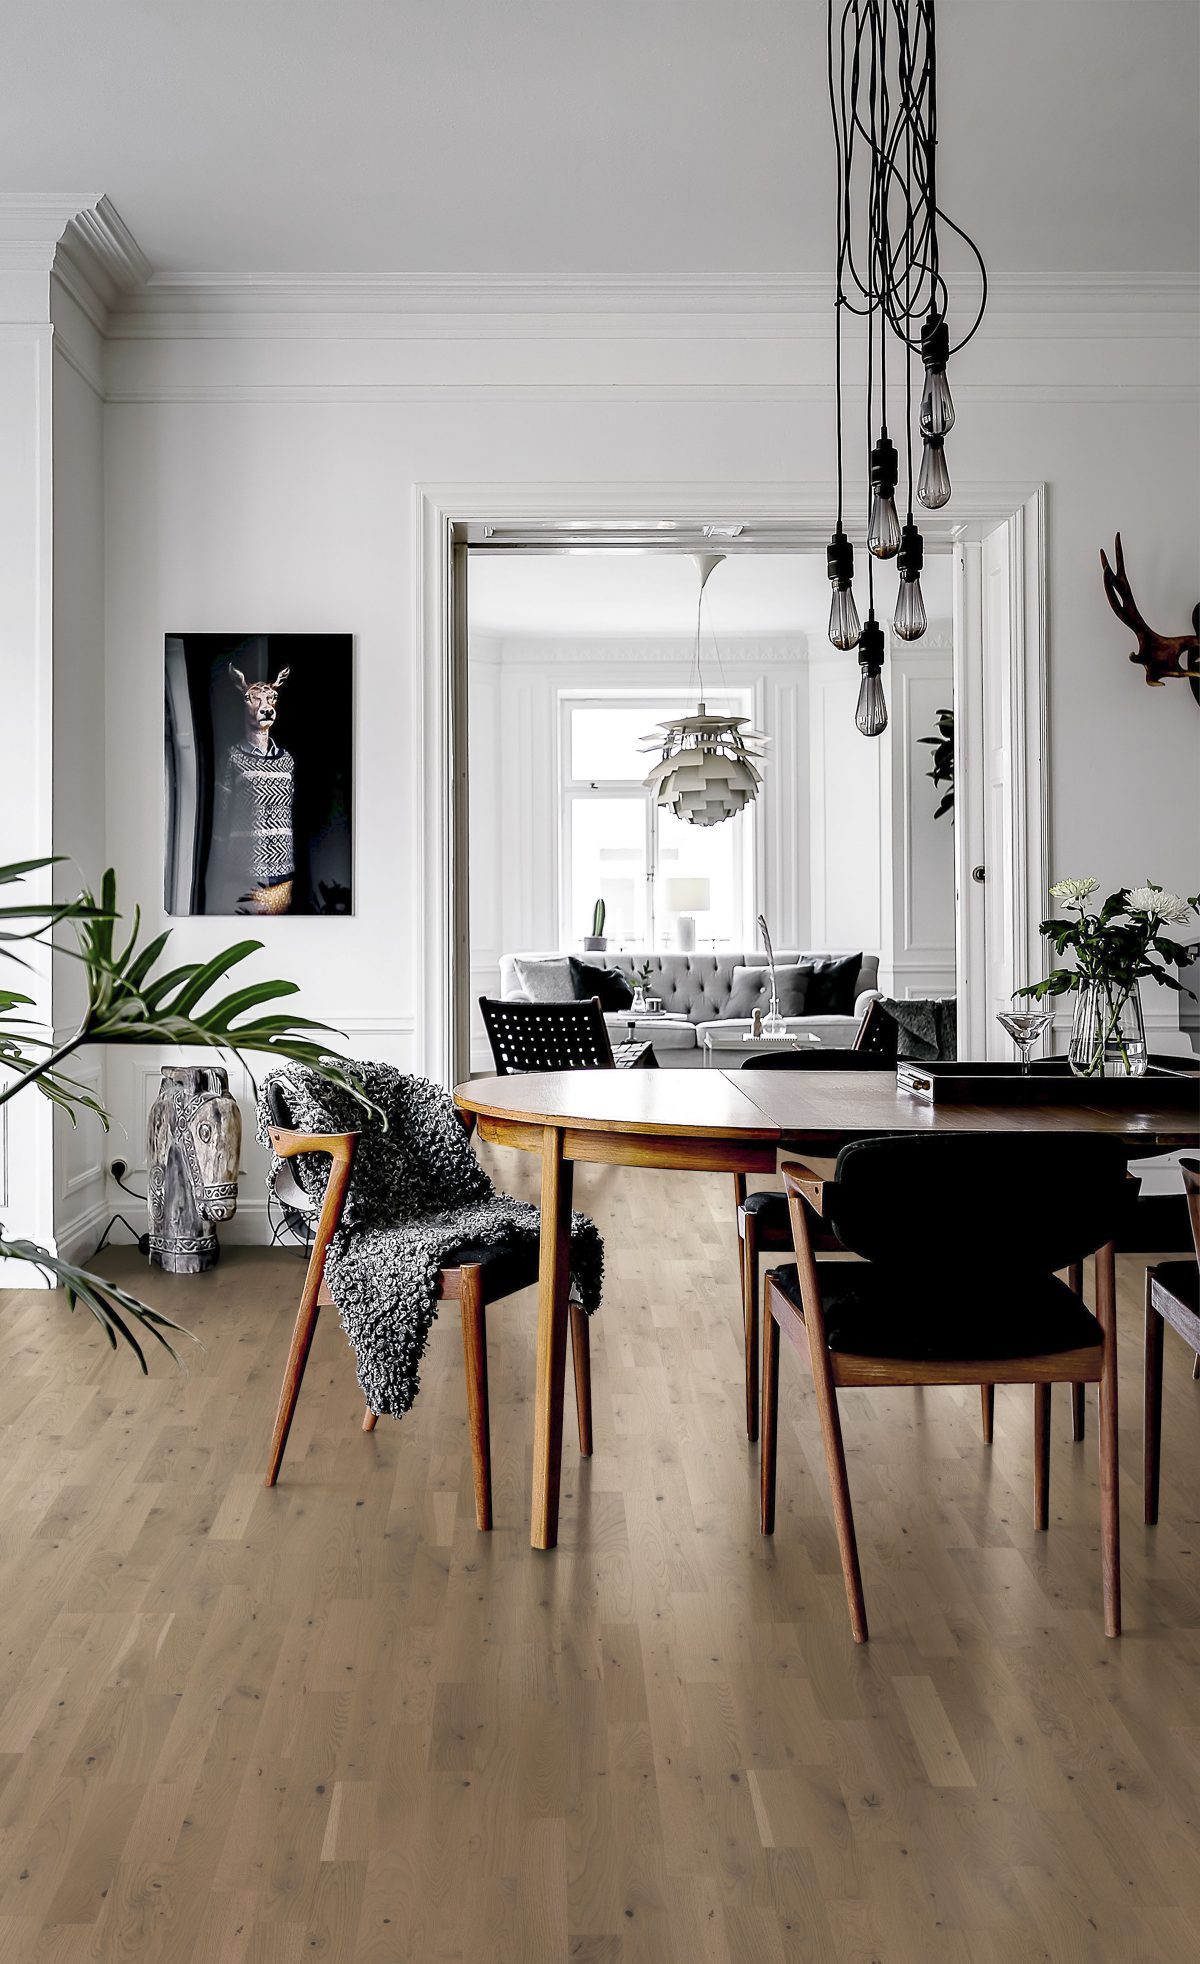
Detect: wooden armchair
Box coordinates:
(263, 1102, 592, 1531)
(759, 1136, 1129, 1642)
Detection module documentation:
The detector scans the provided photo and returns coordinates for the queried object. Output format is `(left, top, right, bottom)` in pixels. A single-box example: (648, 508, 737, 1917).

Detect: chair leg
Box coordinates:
(980, 1385, 994, 1444)
(1068, 1262, 1086, 1442)
(1192, 1350, 1199, 1381)
(809, 1351, 869, 1643)
(362, 1408, 378, 1433)
(743, 1217, 760, 1444)
(460, 1266, 493, 1532)
(1143, 1275, 1164, 1527)
(1095, 1244, 1121, 1637)
(760, 1296, 780, 1535)
(570, 1298, 593, 1457)
(264, 1136, 355, 1489)
(1034, 1384, 1051, 1530)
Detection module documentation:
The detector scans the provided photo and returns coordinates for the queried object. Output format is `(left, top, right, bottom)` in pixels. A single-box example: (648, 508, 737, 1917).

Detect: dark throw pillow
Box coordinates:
(568, 957, 634, 1011)
(800, 952, 862, 1015)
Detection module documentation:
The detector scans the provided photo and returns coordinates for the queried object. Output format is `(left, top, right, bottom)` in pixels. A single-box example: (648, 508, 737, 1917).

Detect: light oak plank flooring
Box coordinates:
(0, 1148, 1197, 1962)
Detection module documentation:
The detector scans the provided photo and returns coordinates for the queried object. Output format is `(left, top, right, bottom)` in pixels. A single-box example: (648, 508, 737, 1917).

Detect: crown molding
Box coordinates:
(109, 269, 1200, 339)
(0, 194, 150, 331)
(54, 196, 152, 331)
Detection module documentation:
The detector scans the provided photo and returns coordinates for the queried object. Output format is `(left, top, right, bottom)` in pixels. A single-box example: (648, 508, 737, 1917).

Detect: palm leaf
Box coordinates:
(0, 1236, 188, 1370)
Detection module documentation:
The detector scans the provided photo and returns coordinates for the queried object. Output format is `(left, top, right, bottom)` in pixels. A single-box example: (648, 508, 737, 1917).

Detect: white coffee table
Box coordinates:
(702, 1027, 821, 1069)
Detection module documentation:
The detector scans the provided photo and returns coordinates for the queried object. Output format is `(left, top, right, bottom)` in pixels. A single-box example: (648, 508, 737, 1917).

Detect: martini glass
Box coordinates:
(996, 1006, 1053, 1076)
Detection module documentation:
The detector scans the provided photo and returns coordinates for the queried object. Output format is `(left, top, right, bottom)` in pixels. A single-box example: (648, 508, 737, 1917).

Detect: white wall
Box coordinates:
(5, 259, 1194, 1247)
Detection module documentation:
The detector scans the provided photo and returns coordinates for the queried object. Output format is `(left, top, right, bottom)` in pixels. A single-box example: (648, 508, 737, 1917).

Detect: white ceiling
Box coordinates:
(3, 2, 1196, 278)
(468, 550, 954, 640)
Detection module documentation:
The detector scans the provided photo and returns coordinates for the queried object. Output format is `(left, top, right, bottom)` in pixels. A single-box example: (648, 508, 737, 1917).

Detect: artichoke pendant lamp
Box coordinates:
(641, 553, 768, 827)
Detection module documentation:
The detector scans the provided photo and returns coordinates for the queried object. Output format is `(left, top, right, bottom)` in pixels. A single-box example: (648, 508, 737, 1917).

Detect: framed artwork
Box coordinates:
(164, 633, 353, 916)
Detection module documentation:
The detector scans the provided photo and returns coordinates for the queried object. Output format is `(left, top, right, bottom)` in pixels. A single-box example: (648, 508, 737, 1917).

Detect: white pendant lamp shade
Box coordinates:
(641, 554, 768, 827)
(642, 705, 766, 827)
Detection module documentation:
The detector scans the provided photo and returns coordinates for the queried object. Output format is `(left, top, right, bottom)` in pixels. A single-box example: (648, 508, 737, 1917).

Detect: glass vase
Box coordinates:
(630, 985, 648, 1016)
(1068, 981, 1147, 1078)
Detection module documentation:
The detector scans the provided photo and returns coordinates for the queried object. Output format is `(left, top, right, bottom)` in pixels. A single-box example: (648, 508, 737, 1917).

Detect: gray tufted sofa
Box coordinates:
(498, 950, 881, 1068)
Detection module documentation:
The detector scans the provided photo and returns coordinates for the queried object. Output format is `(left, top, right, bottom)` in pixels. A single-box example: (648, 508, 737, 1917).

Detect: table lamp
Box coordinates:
(666, 877, 710, 952)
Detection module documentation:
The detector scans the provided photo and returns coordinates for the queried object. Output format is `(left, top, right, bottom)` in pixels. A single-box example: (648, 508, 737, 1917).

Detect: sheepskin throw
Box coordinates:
(257, 1063, 604, 1421)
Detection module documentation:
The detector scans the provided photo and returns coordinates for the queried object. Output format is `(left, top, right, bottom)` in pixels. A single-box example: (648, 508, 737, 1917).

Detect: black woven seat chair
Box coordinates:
(478, 994, 656, 1075)
(759, 1134, 1129, 1642)
(732, 1048, 894, 1441)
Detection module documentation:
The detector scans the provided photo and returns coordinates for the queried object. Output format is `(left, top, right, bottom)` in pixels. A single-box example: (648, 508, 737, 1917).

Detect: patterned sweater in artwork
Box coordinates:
(212, 738, 295, 902)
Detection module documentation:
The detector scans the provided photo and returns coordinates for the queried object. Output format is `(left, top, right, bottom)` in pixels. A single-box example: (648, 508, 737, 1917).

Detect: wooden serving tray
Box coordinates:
(896, 1060, 1200, 1107)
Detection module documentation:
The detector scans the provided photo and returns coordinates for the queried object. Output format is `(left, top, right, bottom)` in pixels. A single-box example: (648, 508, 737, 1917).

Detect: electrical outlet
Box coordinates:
(109, 1158, 128, 1182)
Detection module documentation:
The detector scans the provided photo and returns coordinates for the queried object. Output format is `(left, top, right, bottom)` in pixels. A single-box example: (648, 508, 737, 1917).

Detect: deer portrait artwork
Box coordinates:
(164, 633, 354, 917)
(212, 664, 297, 915)
(1100, 533, 1200, 706)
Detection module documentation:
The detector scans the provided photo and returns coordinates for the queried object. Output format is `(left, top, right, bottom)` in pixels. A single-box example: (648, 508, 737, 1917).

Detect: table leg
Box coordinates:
(531, 1124, 574, 1550)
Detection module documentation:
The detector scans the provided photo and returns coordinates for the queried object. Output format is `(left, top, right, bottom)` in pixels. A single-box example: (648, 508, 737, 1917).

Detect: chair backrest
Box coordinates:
(1182, 1157, 1200, 1259)
(854, 996, 957, 1060)
(825, 1133, 1131, 1272)
(478, 995, 616, 1075)
(739, 1048, 895, 1071)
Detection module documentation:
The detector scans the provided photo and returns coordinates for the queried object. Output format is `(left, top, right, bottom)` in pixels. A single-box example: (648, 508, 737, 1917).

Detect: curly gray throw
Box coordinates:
(257, 1063, 604, 1421)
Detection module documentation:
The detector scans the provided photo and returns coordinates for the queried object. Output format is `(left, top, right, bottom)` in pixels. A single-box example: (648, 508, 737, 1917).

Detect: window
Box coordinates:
(560, 693, 755, 949)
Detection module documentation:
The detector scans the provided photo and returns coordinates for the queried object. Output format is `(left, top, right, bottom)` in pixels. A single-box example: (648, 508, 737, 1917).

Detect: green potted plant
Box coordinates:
(0, 856, 364, 1364)
(583, 897, 607, 952)
(1017, 878, 1197, 1077)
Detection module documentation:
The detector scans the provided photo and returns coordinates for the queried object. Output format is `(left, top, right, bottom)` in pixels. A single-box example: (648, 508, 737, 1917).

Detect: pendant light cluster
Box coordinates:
(641, 554, 768, 826)
(825, 0, 987, 735)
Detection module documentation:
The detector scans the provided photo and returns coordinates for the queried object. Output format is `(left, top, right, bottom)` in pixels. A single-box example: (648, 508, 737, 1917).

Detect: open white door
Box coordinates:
(955, 492, 1048, 1058)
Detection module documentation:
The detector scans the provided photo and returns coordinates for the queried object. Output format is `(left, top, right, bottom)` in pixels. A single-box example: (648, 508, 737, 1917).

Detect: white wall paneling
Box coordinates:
(886, 642, 956, 1001)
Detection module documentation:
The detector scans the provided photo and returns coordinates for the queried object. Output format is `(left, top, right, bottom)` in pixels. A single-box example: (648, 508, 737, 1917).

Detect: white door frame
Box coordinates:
(415, 481, 1048, 1084)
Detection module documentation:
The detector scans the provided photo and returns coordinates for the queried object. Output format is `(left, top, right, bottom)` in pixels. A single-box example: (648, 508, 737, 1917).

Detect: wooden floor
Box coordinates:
(0, 1148, 1197, 1963)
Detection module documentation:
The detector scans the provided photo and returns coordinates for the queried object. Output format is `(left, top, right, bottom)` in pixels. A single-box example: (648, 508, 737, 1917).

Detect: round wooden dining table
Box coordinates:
(455, 1067, 1200, 1550)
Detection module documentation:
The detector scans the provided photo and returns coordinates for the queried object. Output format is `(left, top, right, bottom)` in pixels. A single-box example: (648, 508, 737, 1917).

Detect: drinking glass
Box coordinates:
(996, 1007, 1053, 1075)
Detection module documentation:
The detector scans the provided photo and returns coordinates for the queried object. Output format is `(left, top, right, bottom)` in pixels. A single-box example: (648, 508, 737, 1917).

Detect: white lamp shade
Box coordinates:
(666, 877, 711, 913)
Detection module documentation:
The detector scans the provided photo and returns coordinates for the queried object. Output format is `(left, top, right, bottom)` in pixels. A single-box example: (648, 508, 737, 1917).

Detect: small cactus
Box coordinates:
(592, 897, 606, 937)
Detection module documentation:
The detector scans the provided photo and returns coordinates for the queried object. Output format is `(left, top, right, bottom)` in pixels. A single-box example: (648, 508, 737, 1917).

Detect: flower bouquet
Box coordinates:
(1018, 879, 1197, 1077)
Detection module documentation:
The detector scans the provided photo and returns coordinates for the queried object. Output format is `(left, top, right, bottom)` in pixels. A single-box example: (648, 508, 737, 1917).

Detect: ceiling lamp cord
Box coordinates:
(824, 0, 989, 736)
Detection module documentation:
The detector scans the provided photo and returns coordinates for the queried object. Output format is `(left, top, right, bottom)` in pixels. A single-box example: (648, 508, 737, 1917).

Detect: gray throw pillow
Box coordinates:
(513, 956, 576, 1002)
(721, 964, 811, 1020)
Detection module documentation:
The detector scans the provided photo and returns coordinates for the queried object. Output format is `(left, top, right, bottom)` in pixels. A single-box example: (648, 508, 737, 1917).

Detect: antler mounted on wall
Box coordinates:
(1100, 532, 1199, 704)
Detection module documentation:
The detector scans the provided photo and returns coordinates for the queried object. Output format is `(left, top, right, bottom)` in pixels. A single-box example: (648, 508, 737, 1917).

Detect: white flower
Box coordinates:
(1049, 877, 1099, 903)
(1126, 885, 1192, 923)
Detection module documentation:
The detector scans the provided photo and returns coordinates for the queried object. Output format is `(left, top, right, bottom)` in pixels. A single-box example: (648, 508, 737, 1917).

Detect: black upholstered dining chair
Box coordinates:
(1143, 1157, 1200, 1524)
(732, 1048, 894, 1441)
(759, 1134, 1130, 1642)
(478, 994, 656, 1074)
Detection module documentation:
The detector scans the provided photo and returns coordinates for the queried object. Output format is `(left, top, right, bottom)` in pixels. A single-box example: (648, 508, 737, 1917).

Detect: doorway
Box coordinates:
(414, 488, 1046, 1085)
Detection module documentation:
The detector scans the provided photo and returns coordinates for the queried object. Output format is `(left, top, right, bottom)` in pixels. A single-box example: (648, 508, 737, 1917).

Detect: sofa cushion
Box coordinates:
(513, 956, 575, 1002)
(721, 965, 811, 1020)
(798, 952, 862, 1016)
(568, 956, 634, 1011)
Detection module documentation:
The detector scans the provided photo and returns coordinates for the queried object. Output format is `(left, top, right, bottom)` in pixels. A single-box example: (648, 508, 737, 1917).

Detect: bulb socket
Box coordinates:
(921, 310, 950, 371)
(858, 615, 885, 674)
(826, 526, 854, 589)
(869, 431, 899, 500)
(897, 520, 924, 582)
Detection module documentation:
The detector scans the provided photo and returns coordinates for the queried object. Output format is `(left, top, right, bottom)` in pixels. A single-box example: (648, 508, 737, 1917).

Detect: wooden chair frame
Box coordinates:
(1143, 1158, 1200, 1525)
(263, 1122, 592, 1530)
(760, 1159, 1121, 1643)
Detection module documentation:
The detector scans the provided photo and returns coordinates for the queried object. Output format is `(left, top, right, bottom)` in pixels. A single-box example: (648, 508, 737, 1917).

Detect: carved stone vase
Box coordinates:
(147, 1065, 241, 1273)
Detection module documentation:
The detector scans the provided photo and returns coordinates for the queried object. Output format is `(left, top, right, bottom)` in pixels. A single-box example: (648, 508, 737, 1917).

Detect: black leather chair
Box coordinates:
(732, 1049, 894, 1441)
(760, 1135, 1130, 1642)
